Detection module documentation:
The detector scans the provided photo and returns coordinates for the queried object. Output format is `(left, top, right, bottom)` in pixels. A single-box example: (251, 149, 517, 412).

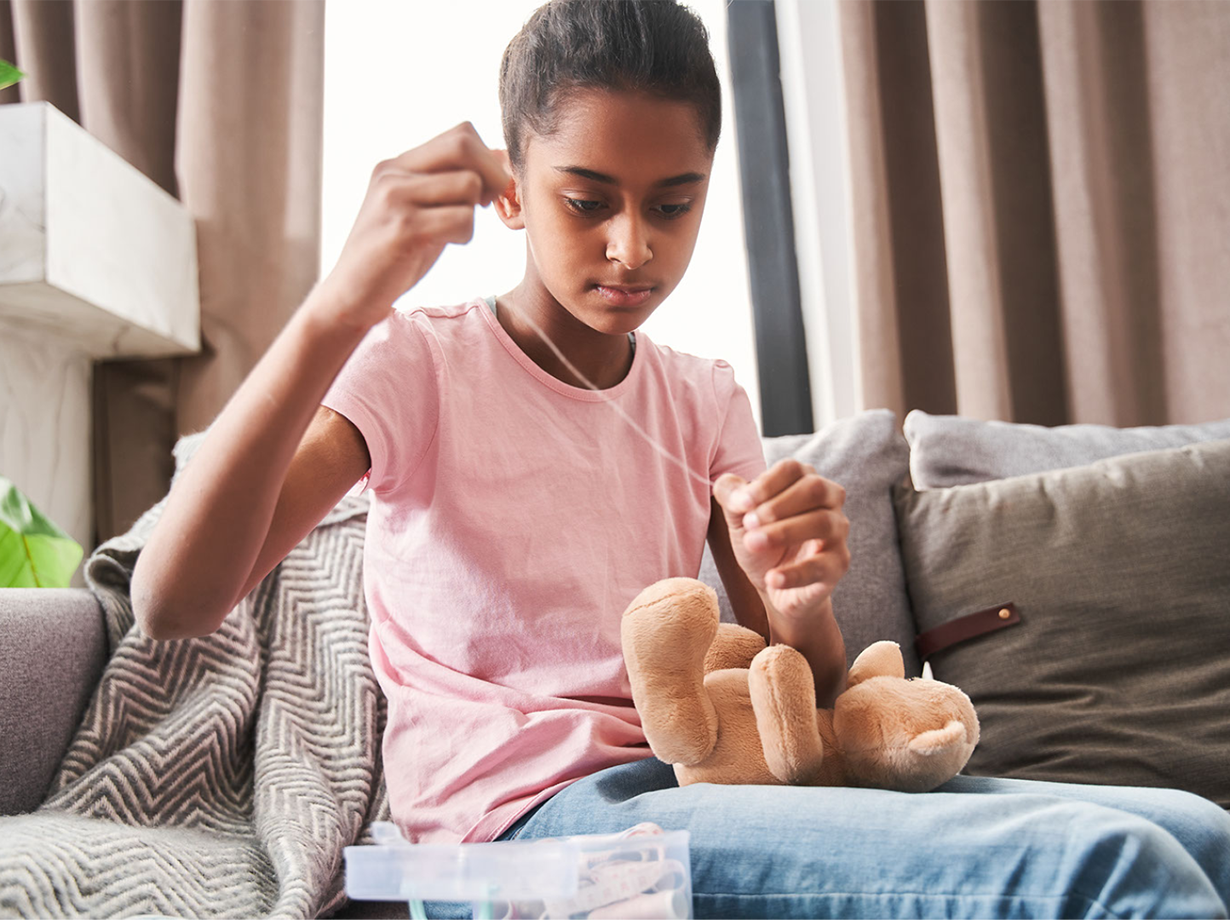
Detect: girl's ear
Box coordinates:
(493, 150, 525, 230)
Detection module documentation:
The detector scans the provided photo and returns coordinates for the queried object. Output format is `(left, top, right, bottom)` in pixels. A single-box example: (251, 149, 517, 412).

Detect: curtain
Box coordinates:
(839, 0, 1230, 427)
(0, 0, 324, 545)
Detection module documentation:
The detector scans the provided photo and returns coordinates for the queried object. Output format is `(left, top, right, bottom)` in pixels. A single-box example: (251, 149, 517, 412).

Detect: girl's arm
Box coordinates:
(132, 122, 511, 641)
(131, 296, 373, 640)
(706, 494, 770, 641)
(709, 469, 851, 709)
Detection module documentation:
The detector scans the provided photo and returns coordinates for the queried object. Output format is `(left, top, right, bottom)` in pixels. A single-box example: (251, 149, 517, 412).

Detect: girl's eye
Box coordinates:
(564, 197, 603, 214)
(656, 202, 693, 219)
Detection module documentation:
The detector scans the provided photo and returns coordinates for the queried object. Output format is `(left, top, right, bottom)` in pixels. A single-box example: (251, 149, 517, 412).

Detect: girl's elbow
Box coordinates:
(131, 565, 226, 642)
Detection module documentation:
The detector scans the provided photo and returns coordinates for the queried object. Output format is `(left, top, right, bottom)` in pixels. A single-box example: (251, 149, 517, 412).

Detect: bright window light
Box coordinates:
(321, 0, 760, 430)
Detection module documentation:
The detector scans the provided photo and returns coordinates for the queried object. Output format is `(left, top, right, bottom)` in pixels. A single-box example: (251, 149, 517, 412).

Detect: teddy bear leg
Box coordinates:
(749, 645, 825, 785)
(621, 578, 720, 765)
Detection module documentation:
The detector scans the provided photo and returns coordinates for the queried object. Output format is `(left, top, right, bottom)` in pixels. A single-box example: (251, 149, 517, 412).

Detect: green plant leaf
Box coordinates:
(0, 58, 26, 92)
(0, 476, 83, 587)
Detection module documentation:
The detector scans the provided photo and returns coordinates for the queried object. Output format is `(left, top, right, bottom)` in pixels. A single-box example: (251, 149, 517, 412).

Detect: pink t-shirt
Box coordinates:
(321, 297, 766, 844)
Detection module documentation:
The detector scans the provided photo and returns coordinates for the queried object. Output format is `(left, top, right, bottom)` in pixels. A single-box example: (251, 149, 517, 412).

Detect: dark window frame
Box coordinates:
(727, 0, 813, 436)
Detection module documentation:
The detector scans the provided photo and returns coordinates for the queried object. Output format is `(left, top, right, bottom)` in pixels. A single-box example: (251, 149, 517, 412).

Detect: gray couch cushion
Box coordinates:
(698, 409, 920, 676)
(0, 588, 107, 815)
(894, 439, 1230, 806)
(904, 409, 1230, 488)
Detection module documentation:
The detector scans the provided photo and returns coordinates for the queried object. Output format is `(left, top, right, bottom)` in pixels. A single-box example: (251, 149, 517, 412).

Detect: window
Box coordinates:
(320, 0, 761, 430)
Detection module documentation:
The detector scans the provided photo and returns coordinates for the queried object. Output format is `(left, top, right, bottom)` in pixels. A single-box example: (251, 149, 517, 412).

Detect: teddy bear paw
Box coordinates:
(621, 578, 719, 672)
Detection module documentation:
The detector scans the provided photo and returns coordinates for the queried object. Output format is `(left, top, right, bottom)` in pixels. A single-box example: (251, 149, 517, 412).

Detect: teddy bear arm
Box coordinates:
(704, 622, 767, 673)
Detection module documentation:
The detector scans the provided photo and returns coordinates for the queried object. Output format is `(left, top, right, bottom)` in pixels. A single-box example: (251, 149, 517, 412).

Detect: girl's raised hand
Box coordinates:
(713, 459, 851, 622)
(315, 122, 512, 331)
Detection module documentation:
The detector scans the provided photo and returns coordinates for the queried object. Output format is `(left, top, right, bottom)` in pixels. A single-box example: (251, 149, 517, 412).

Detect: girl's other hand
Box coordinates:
(314, 122, 512, 331)
(713, 460, 851, 622)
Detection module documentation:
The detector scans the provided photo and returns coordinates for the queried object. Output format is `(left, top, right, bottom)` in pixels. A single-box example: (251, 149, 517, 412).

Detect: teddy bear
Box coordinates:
(621, 577, 980, 792)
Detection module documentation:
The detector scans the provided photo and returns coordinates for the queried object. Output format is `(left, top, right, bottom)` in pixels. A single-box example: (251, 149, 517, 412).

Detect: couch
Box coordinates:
(3, 408, 1228, 919)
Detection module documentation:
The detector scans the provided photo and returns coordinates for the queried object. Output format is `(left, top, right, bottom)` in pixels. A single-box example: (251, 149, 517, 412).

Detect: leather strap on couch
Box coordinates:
(915, 602, 1021, 661)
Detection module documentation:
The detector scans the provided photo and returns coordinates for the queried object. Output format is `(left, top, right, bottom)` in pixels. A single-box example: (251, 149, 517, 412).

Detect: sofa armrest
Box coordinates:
(0, 588, 107, 816)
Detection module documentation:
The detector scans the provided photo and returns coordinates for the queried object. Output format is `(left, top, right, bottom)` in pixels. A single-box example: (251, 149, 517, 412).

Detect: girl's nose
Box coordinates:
(606, 213, 653, 270)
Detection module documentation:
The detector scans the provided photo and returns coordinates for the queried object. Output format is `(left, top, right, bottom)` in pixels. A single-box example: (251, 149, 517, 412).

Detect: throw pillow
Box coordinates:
(699, 409, 921, 676)
(904, 409, 1230, 488)
(893, 438, 1230, 806)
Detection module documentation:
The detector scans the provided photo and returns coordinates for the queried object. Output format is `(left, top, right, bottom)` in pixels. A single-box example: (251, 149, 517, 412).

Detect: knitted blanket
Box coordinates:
(0, 431, 391, 918)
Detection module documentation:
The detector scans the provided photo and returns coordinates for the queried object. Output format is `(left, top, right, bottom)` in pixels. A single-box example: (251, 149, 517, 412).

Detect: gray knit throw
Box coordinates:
(0, 430, 392, 918)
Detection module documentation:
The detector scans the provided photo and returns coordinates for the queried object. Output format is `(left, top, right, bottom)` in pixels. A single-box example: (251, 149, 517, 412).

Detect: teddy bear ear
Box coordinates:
(907, 720, 969, 756)
(846, 641, 905, 689)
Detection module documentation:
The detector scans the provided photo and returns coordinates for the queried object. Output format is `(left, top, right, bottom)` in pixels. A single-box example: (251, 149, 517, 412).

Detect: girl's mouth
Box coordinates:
(594, 284, 654, 307)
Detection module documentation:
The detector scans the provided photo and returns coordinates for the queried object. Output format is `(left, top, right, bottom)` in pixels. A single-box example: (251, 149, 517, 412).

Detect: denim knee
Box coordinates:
(1127, 786, 1230, 899)
(1063, 807, 1227, 919)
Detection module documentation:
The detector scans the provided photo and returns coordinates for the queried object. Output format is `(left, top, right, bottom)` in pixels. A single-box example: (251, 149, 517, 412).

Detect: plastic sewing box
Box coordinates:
(344, 820, 692, 920)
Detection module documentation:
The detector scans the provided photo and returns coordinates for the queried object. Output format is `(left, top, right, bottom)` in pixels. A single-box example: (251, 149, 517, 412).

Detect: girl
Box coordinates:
(132, 2, 1230, 918)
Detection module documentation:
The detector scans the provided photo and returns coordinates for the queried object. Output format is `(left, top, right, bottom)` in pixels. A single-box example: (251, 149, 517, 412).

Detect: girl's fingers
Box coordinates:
(400, 170, 487, 208)
(406, 204, 477, 246)
(768, 547, 849, 591)
(728, 459, 804, 512)
(735, 467, 846, 527)
(388, 122, 511, 200)
(742, 508, 849, 552)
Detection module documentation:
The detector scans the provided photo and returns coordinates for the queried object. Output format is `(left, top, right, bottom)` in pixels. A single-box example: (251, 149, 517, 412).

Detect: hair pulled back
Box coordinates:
(499, 0, 721, 171)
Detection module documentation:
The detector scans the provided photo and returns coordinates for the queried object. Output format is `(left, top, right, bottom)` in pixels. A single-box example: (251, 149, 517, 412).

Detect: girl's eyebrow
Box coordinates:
(554, 166, 707, 187)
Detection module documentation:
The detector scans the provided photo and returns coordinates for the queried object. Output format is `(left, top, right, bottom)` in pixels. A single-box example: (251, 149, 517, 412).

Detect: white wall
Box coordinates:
(320, 0, 761, 432)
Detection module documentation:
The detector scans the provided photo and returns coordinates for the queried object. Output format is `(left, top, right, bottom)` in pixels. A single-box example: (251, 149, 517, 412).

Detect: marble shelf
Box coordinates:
(1, 101, 201, 575)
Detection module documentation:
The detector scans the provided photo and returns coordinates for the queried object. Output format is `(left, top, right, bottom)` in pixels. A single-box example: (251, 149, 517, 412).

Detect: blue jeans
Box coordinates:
(424, 757, 1230, 919)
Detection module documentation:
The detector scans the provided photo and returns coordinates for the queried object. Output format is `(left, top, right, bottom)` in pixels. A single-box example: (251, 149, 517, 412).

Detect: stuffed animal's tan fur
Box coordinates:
(621, 577, 980, 792)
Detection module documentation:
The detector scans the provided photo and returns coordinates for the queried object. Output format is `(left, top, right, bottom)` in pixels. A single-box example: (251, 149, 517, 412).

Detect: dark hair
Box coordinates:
(499, 0, 721, 171)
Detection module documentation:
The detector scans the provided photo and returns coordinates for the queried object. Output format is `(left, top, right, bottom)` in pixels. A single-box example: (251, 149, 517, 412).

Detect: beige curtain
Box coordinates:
(840, 0, 1230, 427)
(0, 0, 324, 545)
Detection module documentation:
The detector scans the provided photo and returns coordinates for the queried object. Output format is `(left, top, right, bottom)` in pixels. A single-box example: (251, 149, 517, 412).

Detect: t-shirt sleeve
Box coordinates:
(320, 310, 439, 495)
(710, 359, 768, 485)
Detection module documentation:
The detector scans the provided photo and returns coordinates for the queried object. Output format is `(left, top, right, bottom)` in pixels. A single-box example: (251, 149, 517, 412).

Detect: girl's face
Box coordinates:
(498, 88, 714, 333)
